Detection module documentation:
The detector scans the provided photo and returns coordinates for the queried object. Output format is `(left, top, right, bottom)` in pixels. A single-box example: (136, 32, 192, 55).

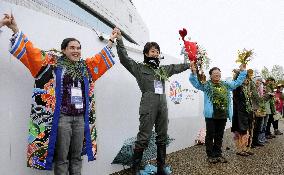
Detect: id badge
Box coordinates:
(154, 80, 163, 94)
(71, 87, 83, 109)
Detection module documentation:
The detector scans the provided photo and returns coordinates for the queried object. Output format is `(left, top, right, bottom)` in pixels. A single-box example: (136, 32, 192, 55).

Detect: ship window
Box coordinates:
(14, 0, 137, 44)
(129, 14, 133, 23)
(45, 0, 112, 35)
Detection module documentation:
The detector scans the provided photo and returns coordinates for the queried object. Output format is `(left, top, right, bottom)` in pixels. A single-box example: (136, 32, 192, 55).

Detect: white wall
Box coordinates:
(79, 0, 149, 45)
(0, 1, 204, 174)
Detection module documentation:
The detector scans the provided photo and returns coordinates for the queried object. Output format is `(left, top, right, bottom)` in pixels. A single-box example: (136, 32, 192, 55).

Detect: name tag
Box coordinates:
(71, 87, 83, 109)
(154, 80, 163, 94)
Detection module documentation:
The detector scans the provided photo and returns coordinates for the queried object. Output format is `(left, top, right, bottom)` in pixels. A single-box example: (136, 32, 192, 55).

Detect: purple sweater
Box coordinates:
(61, 74, 85, 116)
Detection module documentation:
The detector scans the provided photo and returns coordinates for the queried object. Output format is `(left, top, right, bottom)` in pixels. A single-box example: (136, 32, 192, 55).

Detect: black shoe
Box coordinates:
(253, 142, 265, 147)
(207, 157, 219, 164)
(236, 152, 250, 157)
(217, 156, 228, 163)
(245, 151, 254, 156)
(275, 130, 283, 135)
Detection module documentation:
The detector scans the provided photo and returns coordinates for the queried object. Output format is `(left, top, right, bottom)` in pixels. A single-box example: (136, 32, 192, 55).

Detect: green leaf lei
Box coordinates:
(204, 81, 229, 111)
(143, 63, 170, 81)
(154, 67, 170, 81)
(242, 84, 253, 113)
(41, 49, 88, 81)
(57, 57, 88, 81)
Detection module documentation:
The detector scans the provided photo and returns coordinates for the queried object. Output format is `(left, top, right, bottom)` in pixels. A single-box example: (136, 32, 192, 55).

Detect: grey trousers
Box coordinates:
(135, 94, 168, 149)
(54, 114, 84, 175)
(261, 115, 269, 133)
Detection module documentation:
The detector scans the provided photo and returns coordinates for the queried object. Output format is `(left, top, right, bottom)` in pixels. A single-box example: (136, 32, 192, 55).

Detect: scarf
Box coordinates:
(144, 56, 160, 69)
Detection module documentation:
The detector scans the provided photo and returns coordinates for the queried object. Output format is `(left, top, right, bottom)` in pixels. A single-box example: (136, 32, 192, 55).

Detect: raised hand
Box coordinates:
(115, 27, 122, 40)
(1, 13, 19, 33)
(107, 27, 120, 48)
(239, 63, 246, 71)
(110, 27, 119, 41)
(0, 14, 11, 28)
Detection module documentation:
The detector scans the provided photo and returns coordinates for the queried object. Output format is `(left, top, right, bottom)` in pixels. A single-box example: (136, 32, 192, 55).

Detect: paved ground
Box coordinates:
(111, 120, 284, 175)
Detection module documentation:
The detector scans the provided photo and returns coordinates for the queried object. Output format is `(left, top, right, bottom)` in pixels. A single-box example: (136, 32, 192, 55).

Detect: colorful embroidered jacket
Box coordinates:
(9, 31, 115, 170)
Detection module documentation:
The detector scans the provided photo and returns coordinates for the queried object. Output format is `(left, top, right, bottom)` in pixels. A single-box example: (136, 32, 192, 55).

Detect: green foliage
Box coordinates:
(261, 65, 284, 83)
(204, 81, 229, 111)
(57, 57, 88, 81)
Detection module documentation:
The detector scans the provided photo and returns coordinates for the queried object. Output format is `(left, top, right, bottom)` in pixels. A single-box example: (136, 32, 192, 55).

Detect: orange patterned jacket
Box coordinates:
(9, 31, 115, 170)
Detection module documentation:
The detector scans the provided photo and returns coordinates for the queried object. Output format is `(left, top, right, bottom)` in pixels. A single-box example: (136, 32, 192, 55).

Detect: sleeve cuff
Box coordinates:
(116, 38, 124, 46)
(102, 46, 115, 68)
(105, 45, 115, 58)
(9, 30, 25, 54)
(9, 31, 20, 46)
(240, 70, 247, 76)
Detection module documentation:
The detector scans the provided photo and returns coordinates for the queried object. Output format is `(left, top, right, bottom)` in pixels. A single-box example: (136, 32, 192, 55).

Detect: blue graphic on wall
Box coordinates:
(169, 80, 199, 104)
(169, 81, 183, 104)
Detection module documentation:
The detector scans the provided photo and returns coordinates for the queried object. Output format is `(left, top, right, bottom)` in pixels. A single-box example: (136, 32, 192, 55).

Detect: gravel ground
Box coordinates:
(111, 120, 284, 175)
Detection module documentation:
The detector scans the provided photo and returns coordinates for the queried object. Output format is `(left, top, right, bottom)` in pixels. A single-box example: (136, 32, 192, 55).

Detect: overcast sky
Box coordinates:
(132, 0, 284, 77)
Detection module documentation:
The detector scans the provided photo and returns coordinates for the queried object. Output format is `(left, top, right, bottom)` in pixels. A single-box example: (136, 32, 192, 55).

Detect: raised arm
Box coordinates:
(225, 64, 247, 90)
(85, 28, 118, 81)
(161, 63, 189, 77)
(4, 14, 48, 78)
(115, 30, 139, 77)
(188, 62, 205, 91)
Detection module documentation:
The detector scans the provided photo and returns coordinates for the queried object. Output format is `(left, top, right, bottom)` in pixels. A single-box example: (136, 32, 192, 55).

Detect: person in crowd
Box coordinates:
(265, 77, 282, 138)
(251, 76, 266, 147)
(1, 14, 118, 175)
(231, 69, 262, 155)
(116, 29, 189, 175)
(189, 62, 247, 163)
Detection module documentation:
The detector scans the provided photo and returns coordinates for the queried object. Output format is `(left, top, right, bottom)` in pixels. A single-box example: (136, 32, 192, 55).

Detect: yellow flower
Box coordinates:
(236, 48, 254, 64)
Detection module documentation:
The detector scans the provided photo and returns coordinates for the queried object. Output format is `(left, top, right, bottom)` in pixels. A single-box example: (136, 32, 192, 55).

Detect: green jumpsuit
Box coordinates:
(116, 39, 189, 149)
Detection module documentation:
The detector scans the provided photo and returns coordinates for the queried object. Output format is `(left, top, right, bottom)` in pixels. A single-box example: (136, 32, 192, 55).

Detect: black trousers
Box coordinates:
(253, 117, 263, 144)
(205, 118, 227, 158)
(266, 114, 278, 135)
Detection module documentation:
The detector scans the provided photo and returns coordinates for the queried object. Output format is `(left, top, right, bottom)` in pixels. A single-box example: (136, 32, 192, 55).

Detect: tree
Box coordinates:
(261, 65, 284, 83)
(261, 66, 270, 80)
(271, 65, 284, 82)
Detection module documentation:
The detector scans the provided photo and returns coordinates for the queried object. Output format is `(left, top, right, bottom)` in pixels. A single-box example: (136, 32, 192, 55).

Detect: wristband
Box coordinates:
(109, 38, 114, 43)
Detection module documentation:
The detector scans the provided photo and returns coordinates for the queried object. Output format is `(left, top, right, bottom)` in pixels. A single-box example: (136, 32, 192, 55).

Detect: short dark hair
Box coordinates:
(143, 42, 160, 55)
(209, 67, 221, 75)
(61, 38, 81, 50)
